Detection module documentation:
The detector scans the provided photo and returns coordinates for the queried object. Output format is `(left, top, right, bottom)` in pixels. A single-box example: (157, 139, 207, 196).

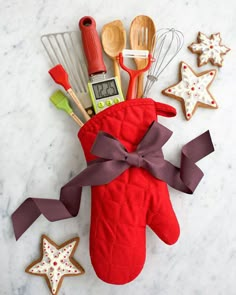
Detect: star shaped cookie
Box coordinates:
(25, 235, 85, 295)
(162, 62, 218, 120)
(188, 32, 230, 67)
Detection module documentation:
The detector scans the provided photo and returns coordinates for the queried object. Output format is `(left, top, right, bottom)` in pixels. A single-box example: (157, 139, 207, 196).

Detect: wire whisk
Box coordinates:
(143, 28, 184, 97)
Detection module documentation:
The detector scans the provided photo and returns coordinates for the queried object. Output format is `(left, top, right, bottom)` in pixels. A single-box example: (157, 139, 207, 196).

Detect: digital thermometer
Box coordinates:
(88, 77, 124, 113)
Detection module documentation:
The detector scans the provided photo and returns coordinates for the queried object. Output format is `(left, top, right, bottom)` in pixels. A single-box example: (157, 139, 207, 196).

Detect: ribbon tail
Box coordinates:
(145, 160, 193, 193)
(144, 130, 214, 194)
(12, 198, 41, 241)
(180, 130, 214, 192)
(182, 130, 214, 163)
(73, 160, 129, 186)
(12, 160, 129, 240)
(12, 185, 82, 241)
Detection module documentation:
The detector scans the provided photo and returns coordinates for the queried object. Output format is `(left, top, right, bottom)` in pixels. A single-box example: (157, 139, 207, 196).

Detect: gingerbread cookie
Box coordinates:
(25, 235, 85, 295)
(162, 62, 218, 120)
(188, 32, 230, 67)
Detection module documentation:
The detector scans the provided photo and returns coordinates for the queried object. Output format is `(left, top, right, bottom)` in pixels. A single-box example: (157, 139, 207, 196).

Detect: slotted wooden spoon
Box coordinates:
(101, 20, 126, 87)
(130, 15, 156, 98)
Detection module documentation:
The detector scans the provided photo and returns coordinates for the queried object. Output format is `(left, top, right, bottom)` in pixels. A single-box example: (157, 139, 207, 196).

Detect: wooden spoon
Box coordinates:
(101, 20, 126, 87)
(130, 15, 156, 98)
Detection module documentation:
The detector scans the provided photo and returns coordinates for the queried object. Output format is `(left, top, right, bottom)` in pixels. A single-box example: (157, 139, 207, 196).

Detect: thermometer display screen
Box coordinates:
(92, 79, 119, 100)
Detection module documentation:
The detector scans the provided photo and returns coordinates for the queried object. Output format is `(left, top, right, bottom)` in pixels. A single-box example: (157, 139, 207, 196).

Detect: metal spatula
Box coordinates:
(41, 31, 94, 116)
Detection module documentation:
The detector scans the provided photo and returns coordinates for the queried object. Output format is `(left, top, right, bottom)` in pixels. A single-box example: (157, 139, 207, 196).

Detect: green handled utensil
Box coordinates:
(50, 90, 84, 127)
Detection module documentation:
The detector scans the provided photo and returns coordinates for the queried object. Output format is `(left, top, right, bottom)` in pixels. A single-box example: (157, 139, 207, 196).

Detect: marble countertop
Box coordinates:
(1, 0, 236, 294)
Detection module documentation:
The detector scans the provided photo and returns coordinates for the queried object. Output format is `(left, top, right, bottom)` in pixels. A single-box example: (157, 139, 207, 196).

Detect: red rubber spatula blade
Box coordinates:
(49, 64, 71, 90)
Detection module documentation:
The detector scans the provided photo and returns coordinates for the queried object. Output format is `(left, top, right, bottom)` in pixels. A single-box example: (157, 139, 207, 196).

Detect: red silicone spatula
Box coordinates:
(49, 64, 90, 122)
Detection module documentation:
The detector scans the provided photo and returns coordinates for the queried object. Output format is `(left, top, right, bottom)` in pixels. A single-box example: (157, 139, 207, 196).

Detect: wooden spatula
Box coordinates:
(130, 15, 156, 98)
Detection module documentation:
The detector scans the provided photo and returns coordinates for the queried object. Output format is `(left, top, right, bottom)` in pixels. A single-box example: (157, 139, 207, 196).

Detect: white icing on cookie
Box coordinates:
(164, 62, 217, 119)
(29, 238, 82, 294)
(189, 32, 230, 66)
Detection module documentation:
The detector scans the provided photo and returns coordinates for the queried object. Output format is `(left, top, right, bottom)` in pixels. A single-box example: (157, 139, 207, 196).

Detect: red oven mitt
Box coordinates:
(12, 97, 213, 285)
(78, 98, 179, 284)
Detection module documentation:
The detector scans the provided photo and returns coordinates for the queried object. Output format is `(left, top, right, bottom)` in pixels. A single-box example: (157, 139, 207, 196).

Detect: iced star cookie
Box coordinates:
(25, 235, 85, 295)
(188, 32, 230, 67)
(162, 62, 218, 120)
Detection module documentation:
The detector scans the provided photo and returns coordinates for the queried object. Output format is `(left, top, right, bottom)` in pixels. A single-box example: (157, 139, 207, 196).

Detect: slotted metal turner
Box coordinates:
(41, 31, 94, 115)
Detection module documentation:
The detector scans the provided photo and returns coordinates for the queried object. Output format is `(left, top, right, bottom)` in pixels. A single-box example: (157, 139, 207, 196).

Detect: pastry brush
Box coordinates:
(49, 64, 91, 122)
(50, 90, 84, 127)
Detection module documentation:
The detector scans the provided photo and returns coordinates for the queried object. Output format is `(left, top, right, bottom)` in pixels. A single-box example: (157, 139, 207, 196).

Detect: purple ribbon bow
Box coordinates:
(12, 121, 214, 240)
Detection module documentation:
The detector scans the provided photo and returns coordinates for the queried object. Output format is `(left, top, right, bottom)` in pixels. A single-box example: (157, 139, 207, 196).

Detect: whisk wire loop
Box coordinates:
(143, 28, 184, 97)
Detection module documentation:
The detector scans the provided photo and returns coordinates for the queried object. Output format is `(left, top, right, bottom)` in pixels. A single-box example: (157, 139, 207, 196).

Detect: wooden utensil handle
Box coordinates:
(68, 88, 90, 122)
(71, 112, 84, 127)
(113, 59, 121, 87)
(79, 16, 106, 76)
(137, 73, 144, 98)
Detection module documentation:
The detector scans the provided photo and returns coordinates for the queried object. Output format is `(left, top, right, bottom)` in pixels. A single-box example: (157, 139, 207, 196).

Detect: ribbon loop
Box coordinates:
(91, 131, 127, 160)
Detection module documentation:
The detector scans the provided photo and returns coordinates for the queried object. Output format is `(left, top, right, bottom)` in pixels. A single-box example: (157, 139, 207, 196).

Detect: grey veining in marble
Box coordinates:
(1, 0, 236, 294)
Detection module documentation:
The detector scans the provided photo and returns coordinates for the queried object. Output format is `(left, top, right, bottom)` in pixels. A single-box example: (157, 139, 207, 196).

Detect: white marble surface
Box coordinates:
(1, 0, 236, 294)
